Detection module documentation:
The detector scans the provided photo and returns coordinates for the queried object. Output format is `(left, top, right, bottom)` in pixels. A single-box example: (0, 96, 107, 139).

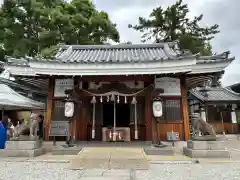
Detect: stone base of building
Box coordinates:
(183, 140, 230, 158)
(0, 140, 45, 157)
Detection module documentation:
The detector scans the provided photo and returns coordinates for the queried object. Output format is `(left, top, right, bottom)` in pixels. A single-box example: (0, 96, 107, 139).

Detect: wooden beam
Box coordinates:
(180, 76, 190, 140)
(45, 76, 55, 140)
(80, 75, 153, 82)
(73, 76, 81, 141)
(186, 71, 223, 77)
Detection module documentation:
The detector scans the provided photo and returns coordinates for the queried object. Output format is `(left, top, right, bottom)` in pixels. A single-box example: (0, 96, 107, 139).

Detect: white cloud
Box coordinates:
(95, 0, 240, 87)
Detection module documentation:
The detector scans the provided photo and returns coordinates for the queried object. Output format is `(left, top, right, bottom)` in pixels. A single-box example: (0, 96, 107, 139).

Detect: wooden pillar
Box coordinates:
(145, 90, 152, 141)
(45, 76, 55, 140)
(72, 77, 79, 141)
(180, 76, 190, 141)
(73, 76, 82, 141)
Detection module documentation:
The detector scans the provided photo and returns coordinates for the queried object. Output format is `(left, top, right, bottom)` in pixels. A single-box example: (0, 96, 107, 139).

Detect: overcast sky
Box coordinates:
(0, 0, 239, 86)
(94, 0, 240, 86)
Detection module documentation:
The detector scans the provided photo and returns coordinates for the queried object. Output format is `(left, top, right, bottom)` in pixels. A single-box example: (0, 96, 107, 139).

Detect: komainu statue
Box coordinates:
(191, 113, 216, 140)
(10, 113, 41, 141)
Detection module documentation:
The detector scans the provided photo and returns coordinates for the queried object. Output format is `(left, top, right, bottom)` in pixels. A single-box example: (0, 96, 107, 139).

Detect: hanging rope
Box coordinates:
(81, 84, 153, 97)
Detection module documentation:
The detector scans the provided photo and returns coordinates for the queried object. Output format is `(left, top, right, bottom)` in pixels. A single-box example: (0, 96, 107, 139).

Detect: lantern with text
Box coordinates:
(64, 101, 74, 118)
(64, 92, 75, 147)
(152, 97, 163, 118)
(63, 88, 82, 148)
(152, 97, 165, 147)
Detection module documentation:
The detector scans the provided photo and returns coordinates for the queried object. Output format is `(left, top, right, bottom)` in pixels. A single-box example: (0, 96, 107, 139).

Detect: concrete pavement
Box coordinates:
(69, 147, 149, 170)
(2, 138, 240, 164)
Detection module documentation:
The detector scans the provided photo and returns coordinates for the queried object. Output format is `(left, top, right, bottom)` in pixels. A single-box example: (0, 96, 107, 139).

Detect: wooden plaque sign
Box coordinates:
(49, 121, 69, 137)
(167, 132, 180, 141)
(54, 79, 74, 97)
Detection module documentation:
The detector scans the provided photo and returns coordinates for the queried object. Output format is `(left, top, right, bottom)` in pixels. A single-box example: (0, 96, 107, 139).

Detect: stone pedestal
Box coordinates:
(183, 140, 230, 158)
(0, 140, 45, 157)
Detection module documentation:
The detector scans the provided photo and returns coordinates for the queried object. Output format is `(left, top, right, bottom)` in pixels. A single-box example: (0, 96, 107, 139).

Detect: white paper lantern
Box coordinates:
(152, 101, 163, 117)
(65, 102, 74, 117)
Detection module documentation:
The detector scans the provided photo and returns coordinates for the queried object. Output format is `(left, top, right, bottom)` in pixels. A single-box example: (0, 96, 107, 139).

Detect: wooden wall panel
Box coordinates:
(78, 102, 90, 140)
(152, 122, 184, 141)
(210, 122, 239, 134)
(74, 102, 81, 140)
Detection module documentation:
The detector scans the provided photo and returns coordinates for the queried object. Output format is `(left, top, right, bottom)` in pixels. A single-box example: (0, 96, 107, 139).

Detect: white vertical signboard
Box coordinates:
(154, 77, 181, 96)
(54, 79, 74, 97)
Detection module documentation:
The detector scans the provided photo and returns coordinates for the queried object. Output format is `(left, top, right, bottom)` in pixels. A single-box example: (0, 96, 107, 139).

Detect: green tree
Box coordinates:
(0, 0, 120, 59)
(120, 41, 132, 44)
(129, 0, 219, 55)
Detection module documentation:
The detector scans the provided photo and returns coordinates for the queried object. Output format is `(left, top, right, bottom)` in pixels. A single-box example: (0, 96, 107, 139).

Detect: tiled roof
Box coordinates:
(0, 69, 48, 95)
(5, 56, 30, 66)
(189, 87, 240, 102)
(196, 51, 234, 64)
(52, 42, 194, 63)
(0, 77, 47, 95)
(4, 42, 234, 65)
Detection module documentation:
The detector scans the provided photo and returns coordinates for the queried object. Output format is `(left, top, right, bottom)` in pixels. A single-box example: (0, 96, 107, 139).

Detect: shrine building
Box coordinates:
(3, 42, 234, 142)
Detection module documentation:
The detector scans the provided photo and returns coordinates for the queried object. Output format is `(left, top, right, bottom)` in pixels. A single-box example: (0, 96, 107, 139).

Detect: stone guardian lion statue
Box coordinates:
(29, 113, 41, 139)
(191, 113, 216, 139)
(10, 113, 41, 140)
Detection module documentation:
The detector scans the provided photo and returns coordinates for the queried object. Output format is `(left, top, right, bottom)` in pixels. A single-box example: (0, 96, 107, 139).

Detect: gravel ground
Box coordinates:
(136, 163, 240, 180)
(0, 161, 240, 180)
(0, 162, 81, 180)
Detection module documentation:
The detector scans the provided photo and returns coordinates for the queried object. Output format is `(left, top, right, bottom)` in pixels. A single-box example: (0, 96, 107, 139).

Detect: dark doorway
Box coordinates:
(116, 103, 130, 127)
(102, 103, 130, 127)
(102, 103, 114, 127)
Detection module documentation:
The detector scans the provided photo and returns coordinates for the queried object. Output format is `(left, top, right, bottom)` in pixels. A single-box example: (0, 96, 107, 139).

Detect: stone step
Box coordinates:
(0, 148, 44, 157)
(143, 147, 174, 155)
(5, 140, 42, 150)
(187, 140, 225, 150)
(183, 147, 231, 158)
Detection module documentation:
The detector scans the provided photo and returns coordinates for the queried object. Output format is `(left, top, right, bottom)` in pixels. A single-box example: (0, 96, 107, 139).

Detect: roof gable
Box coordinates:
(3, 42, 234, 77)
(189, 87, 240, 102)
